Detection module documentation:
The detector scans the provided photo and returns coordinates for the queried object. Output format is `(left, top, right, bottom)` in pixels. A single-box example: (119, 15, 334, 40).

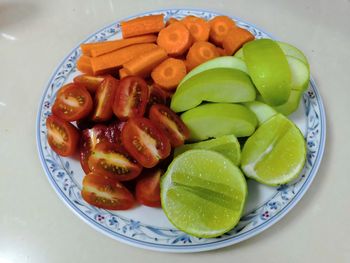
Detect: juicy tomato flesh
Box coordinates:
(88, 141, 142, 181)
(46, 115, 79, 156)
(148, 83, 167, 107)
(73, 74, 105, 93)
(136, 169, 162, 207)
(149, 104, 190, 147)
(92, 76, 118, 122)
(121, 117, 171, 168)
(113, 76, 149, 120)
(82, 172, 135, 210)
(52, 83, 93, 121)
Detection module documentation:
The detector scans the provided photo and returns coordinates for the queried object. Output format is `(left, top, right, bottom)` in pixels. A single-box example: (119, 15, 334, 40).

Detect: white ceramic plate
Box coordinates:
(36, 9, 326, 252)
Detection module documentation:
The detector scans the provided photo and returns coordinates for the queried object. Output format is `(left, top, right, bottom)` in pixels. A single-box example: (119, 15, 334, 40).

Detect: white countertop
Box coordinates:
(1, 0, 349, 262)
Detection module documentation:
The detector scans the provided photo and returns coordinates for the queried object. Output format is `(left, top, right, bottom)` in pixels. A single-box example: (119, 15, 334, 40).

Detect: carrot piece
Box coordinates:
(76, 55, 93, 74)
(223, 27, 255, 55)
(121, 14, 165, 38)
(166, 17, 179, 26)
(119, 68, 130, 79)
(73, 74, 105, 93)
(81, 34, 157, 57)
(181, 16, 210, 42)
(186, 41, 220, 71)
(90, 43, 158, 75)
(209, 16, 236, 46)
(123, 47, 168, 78)
(151, 58, 187, 90)
(215, 47, 227, 56)
(157, 22, 192, 56)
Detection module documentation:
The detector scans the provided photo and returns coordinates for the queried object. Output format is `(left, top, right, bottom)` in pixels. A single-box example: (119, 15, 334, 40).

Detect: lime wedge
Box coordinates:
(161, 150, 247, 238)
(241, 114, 306, 186)
(174, 135, 241, 165)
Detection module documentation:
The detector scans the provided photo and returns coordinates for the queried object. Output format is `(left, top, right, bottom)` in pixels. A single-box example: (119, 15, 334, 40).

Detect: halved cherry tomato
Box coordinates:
(135, 169, 162, 207)
(149, 104, 190, 147)
(148, 83, 167, 107)
(121, 117, 171, 168)
(105, 121, 126, 145)
(82, 172, 135, 210)
(92, 76, 118, 122)
(52, 83, 93, 121)
(112, 76, 149, 120)
(88, 141, 142, 181)
(46, 115, 79, 156)
(73, 74, 105, 93)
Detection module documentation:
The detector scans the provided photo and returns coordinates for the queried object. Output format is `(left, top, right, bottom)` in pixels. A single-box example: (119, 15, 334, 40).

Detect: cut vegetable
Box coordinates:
(181, 16, 210, 42)
(76, 55, 93, 75)
(208, 15, 236, 46)
(186, 41, 220, 71)
(223, 27, 254, 55)
(121, 14, 165, 38)
(73, 74, 105, 93)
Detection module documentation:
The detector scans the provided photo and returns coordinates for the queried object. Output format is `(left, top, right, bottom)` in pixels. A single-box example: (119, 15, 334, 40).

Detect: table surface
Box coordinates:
(1, 0, 349, 262)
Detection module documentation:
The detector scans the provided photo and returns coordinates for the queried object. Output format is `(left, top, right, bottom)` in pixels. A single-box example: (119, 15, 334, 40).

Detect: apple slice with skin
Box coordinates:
(243, 39, 291, 106)
(181, 103, 257, 141)
(171, 68, 256, 113)
(243, 101, 277, 125)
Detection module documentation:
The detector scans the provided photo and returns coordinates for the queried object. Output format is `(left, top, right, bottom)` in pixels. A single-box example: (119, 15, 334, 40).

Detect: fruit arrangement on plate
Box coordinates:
(45, 13, 309, 238)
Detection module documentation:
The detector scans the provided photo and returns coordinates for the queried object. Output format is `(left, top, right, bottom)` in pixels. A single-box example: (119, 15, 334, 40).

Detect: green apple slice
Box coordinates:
(179, 56, 248, 85)
(243, 39, 291, 106)
(243, 101, 277, 125)
(174, 135, 241, 165)
(273, 90, 302, 116)
(287, 56, 310, 92)
(234, 48, 244, 59)
(171, 68, 256, 113)
(181, 103, 257, 141)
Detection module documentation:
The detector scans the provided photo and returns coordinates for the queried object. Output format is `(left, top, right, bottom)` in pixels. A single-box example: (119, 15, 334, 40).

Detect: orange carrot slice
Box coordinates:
(81, 34, 157, 57)
(77, 55, 93, 74)
(121, 14, 165, 38)
(166, 17, 179, 26)
(216, 47, 227, 56)
(181, 16, 210, 42)
(186, 41, 220, 71)
(73, 74, 105, 93)
(223, 27, 255, 55)
(89, 43, 158, 75)
(123, 47, 168, 77)
(151, 58, 187, 90)
(157, 22, 192, 56)
(209, 16, 236, 46)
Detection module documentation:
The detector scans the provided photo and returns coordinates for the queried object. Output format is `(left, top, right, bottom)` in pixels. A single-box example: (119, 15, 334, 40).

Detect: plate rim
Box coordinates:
(36, 8, 326, 253)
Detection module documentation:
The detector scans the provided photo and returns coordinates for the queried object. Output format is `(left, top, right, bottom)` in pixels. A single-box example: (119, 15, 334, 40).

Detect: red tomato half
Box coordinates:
(136, 169, 162, 207)
(92, 76, 118, 122)
(88, 141, 142, 181)
(149, 104, 190, 147)
(82, 172, 135, 210)
(52, 83, 93, 121)
(46, 115, 79, 156)
(113, 76, 149, 120)
(73, 74, 105, 93)
(147, 83, 167, 107)
(121, 117, 171, 168)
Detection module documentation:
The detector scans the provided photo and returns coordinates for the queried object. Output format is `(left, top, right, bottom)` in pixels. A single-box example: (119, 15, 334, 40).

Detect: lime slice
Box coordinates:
(161, 150, 247, 238)
(241, 114, 306, 186)
(174, 135, 241, 165)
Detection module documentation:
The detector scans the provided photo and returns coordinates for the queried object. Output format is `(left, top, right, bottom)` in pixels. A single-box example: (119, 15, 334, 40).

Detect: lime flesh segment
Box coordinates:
(171, 68, 256, 112)
(174, 135, 241, 165)
(243, 39, 291, 106)
(161, 150, 247, 238)
(181, 103, 258, 141)
(243, 101, 277, 125)
(179, 56, 248, 85)
(241, 114, 306, 186)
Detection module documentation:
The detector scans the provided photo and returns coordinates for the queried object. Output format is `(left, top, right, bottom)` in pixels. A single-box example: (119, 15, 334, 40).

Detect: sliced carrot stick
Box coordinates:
(209, 16, 236, 46)
(73, 74, 105, 93)
(76, 55, 93, 74)
(123, 47, 168, 77)
(119, 68, 130, 79)
(181, 16, 210, 42)
(157, 22, 192, 56)
(81, 34, 157, 57)
(223, 27, 255, 55)
(216, 47, 227, 56)
(186, 41, 220, 71)
(90, 43, 158, 75)
(166, 17, 179, 26)
(121, 14, 165, 38)
(151, 58, 187, 90)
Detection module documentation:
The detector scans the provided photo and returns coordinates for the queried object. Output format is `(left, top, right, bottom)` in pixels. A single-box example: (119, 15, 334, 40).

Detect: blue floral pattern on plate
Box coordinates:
(36, 9, 326, 252)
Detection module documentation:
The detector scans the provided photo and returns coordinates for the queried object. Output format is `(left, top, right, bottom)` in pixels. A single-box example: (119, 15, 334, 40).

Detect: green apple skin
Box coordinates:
(171, 68, 256, 113)
(234, 48, 244, 59)
(179, 56, 249, 85)
(243, 101, 277, 125)
(180, 103, 258, 141)
(243, 39, 291, 106)
(287, 56, 310, 92)
(273, 90, 302, 116)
